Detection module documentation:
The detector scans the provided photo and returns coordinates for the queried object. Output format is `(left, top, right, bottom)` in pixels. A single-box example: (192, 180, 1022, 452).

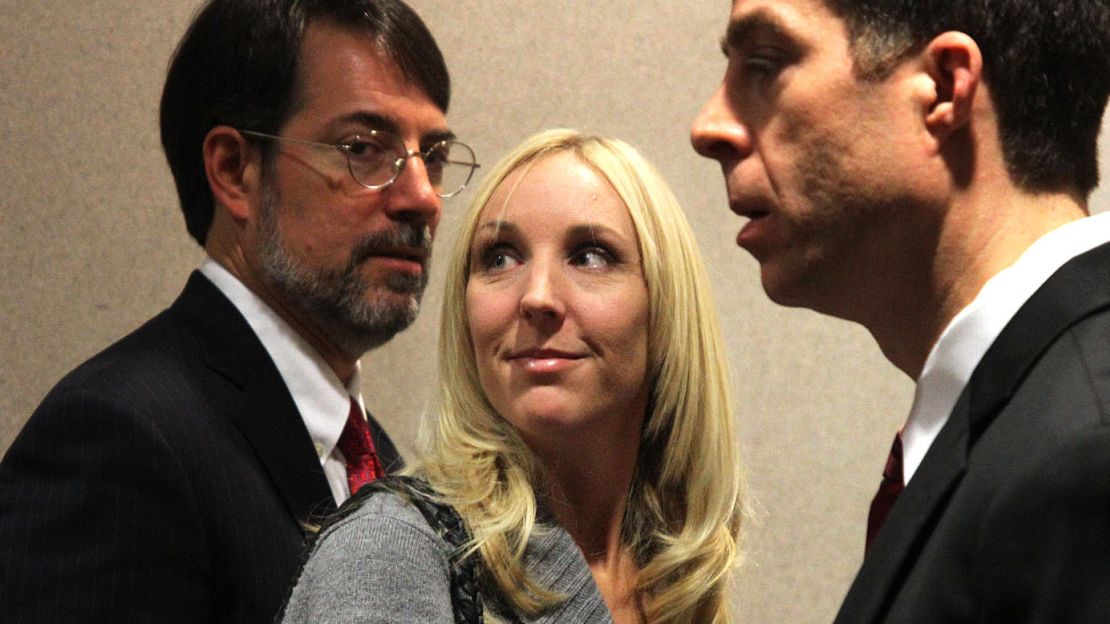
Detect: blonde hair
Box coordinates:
(416, 129, 744, 623)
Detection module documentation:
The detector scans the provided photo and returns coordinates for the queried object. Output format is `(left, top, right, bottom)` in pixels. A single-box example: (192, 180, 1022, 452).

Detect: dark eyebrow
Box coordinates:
(336, 111, 456, 145)
(422, 128, 457, 146)
(720, 9, 791, 56)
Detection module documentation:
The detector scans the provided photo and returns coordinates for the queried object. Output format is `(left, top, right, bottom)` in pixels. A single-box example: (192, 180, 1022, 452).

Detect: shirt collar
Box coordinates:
(903, 211, 1110, 483)
(199, 258, 358, 463)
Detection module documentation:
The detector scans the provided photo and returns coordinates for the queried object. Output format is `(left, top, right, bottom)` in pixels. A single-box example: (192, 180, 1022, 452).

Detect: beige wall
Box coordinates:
(2, 2, 1108, 622)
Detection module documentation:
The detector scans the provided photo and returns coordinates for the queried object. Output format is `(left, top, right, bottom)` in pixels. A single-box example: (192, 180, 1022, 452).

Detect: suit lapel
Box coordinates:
(229, 372, 338, 520)
(834, 398, 970, 624)
(174, 272, 337, 524)
(836, 241, 1110, 623)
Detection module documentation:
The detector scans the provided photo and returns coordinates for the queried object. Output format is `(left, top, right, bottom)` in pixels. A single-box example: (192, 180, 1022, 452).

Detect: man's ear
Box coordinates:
(922, 31, 983, 142)
(203, 126, 260, 222)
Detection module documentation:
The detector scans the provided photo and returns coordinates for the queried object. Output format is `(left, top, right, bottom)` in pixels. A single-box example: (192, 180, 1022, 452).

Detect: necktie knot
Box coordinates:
(337, 398, 383, 496)
(866, 430, 905, 552)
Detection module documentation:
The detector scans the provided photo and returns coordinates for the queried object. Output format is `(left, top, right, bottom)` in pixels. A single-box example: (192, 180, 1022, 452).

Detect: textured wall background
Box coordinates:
(2, 1, 1108, 621)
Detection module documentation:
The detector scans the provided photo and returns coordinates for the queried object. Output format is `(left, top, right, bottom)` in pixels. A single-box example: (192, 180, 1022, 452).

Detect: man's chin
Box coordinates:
(760, 267, 861, 323)
(306, 290, 420, 356)
(330, 315, 414, 356)
(370, 287, 423, 316)
(360, 291, 421, 328)
(759, 265, 811, 309)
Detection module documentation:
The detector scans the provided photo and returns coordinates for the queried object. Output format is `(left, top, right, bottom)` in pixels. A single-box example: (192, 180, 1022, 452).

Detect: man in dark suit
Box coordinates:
(692, 0, 1110, 621)
(0, 0, 478, 622)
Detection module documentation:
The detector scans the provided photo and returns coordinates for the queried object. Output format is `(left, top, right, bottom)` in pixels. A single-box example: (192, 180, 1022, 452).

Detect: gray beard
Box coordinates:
(255, 181, 430, 357)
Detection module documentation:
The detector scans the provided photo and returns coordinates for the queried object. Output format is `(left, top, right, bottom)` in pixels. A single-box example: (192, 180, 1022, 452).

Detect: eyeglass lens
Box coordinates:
(344, 131, 477, 198)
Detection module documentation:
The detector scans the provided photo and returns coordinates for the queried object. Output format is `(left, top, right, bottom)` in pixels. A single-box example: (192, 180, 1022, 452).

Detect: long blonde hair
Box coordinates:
(417, 129, 744, 622)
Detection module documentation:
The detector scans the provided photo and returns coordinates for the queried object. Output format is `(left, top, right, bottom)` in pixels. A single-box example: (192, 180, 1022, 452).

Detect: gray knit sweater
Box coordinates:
(280, 491, 613, 623)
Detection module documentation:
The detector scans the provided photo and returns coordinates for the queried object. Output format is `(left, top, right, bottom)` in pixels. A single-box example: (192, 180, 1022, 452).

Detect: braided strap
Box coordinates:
(348, 476, 484, 624)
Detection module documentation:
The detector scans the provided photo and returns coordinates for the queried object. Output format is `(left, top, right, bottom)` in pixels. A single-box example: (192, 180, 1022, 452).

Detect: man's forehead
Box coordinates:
(292, 20, 448, 139)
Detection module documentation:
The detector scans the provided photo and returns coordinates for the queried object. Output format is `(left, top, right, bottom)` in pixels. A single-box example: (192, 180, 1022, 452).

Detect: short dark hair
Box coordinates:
(826, 0, 1110, 196)
(160, 0, 450, 246)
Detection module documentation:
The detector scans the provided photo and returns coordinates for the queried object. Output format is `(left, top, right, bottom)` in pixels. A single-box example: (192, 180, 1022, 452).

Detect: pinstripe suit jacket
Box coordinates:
(0, 272, 402, 623)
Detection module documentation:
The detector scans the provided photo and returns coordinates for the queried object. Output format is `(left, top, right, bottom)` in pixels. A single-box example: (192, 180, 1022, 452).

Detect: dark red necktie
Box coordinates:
(866, 430, 905, 552)
(337, 398, 384, 496)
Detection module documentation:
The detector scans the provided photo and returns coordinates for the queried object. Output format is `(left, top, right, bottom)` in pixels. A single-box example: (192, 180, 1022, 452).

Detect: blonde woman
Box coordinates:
(282, 129, 744, 623)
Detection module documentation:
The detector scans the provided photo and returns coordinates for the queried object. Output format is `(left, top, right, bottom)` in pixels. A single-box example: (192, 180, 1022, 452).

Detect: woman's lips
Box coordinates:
(508, 349, 585, 374)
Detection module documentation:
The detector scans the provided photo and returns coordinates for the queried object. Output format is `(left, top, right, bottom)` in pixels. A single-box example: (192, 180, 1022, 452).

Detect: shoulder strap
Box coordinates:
(353, 476, 485, 624)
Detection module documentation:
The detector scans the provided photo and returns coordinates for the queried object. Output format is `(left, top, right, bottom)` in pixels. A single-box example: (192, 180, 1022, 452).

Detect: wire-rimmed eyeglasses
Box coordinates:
(239, 129, 480, 198)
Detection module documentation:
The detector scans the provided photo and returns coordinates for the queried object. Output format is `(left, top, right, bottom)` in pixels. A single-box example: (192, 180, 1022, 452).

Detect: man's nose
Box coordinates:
(381, 153, 442, 227)
(691, 84, 752, 163)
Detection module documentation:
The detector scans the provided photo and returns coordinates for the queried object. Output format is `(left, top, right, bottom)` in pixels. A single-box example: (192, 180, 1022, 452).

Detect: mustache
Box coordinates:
(349, 223, 432, 266)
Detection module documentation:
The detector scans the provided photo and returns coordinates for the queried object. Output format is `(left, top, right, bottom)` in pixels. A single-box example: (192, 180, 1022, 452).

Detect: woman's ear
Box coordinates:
(203, 126, 260, 222)
(922, 31, 983, 142)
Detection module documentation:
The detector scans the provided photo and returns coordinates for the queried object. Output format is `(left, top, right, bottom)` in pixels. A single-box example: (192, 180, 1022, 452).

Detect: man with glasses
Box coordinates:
(0, 1, 477, 622)
(692, 0, 1110, 622)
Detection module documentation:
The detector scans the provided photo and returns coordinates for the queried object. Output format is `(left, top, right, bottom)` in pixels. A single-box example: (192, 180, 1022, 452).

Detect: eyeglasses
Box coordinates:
(239, 129, 480, 198)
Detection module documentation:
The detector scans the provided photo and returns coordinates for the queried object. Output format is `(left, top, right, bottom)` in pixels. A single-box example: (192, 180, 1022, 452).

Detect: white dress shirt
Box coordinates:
(200, 258, 361, 505)
(903, 211, 1110, 484)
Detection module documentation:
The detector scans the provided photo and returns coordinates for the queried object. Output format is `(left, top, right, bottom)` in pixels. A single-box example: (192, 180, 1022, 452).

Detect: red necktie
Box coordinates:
(866, 430, 904, 552)
(337, 398, 384, 496)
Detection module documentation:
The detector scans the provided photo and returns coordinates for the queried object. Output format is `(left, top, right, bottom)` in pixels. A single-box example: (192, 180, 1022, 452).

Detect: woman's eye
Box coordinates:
(477, 245, 520, 272)
(571, 247, 613, 269)
(490, 253, 516, 270)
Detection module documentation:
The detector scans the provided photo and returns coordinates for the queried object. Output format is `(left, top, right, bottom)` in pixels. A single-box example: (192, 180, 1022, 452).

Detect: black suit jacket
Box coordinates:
(0, 272, 402, 623)
(835, 242, 1110, 623)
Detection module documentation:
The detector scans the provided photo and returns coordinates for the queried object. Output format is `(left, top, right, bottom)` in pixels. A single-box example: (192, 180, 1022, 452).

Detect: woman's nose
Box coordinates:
(518, 263, 566, 323)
